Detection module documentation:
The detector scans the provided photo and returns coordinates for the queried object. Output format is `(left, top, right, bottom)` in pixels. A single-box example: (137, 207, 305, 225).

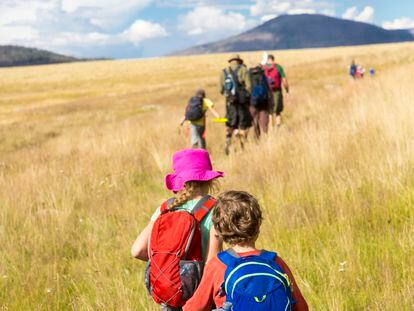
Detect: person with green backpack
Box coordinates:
(219, 54, 252, 155)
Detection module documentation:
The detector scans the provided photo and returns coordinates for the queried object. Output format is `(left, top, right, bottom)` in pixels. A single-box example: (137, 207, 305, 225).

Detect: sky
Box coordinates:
(1, 0, 414, 59)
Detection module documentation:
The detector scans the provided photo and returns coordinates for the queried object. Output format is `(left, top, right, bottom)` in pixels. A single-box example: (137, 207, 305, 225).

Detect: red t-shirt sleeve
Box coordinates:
(276, 256, 309, 311)
(183, 257, 226, 311)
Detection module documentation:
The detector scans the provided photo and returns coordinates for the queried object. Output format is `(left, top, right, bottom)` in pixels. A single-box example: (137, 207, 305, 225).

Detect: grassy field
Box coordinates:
(0, 42, 413, 310)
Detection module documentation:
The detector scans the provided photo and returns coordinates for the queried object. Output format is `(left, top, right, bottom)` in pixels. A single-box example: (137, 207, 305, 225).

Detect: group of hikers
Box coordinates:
(349, 60, 375, 79)
(131, 149, 309, 311)
(181, 53, 289, 154)
(129, 53, 308, 310)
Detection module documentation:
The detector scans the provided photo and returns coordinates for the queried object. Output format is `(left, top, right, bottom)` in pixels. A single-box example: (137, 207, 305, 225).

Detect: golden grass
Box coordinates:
(0, 42, 413, 310)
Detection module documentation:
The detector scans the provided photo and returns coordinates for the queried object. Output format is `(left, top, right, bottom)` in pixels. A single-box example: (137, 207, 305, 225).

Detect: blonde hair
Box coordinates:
(169, 180, 216, 209)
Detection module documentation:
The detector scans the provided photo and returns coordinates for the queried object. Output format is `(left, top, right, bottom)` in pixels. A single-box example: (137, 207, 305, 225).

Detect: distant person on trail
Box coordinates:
(263, 54, 289, 127)
(220, 54, 252, 155)
(249, 64, 272, 138)
(369, 67, 375, 77)
(180, 89, 220, 149)
(131, 149, 224, 311)
(183, 191, 309, 311)
(356, 65, 365, 79)
(349, 60, 357, 79)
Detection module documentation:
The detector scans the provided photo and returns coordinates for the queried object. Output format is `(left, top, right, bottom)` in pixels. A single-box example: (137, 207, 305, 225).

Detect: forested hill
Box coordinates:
(0, 45, 79, 67)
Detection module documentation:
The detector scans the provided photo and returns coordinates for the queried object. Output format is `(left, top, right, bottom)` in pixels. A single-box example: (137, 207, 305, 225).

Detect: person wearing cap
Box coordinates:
(131, 149, 224, 263)
(180, 89, 220, 149)
(219, 54, 252, 155)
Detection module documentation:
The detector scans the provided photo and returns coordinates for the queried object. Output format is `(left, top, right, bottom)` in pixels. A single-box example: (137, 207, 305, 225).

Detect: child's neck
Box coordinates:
(190, 189, 208, 200)
(232, 243, 257, 253)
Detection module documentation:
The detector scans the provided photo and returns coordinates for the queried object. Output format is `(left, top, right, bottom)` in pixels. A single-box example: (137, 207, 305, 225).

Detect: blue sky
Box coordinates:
(1, 0, 413, 59)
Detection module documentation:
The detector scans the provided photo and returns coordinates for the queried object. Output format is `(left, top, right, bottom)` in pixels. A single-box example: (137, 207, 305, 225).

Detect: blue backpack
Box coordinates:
(185, 96, 204, 121)
(250, 67, 269, 108)
(350, 64, 357, 77)
(218, 250, 295, 311)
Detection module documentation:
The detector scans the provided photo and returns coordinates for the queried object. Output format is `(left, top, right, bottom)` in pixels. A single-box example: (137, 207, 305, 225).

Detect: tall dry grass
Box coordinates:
(0, 43, 413, 310)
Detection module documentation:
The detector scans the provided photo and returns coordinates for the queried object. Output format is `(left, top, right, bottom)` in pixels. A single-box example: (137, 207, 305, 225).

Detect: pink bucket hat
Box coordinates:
(165, 149, 224, 192)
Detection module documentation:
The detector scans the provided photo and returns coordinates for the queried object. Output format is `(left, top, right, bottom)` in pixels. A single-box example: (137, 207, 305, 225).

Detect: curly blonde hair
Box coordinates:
(212, 191, 262, 245)
(169, 180, 216, 209)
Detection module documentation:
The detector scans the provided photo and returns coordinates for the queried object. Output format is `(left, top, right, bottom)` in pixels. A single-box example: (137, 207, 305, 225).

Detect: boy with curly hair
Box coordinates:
(184, 191, 308, 311)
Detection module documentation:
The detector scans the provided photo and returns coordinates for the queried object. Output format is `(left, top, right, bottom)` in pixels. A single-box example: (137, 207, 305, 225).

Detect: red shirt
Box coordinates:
(184, 250, 308, 311)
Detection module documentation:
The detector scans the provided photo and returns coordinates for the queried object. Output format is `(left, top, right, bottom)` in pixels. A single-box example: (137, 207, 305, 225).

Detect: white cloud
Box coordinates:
(321, 8, 336, 17)
(122, 20, 167, 45)
(261, 14, 277, 23)
(250, 0, 334, 19)
(383, 17, 414, 30)
(342, 6, 358, 20)
(179, 6, 253, 37)
(29, 20, 167, 48)
(356, 6, 374, 23)
(288, 8, 316, 15)
(0, 26, 39, 43)
(0, 0, 55, 26)
(342, 6, 374, 23)
(250, 0, 292, 17)
(61, 0, 153, 30)
(0, 0, 167, 57)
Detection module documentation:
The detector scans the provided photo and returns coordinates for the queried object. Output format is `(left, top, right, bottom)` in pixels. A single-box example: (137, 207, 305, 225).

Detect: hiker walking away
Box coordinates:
(180, 89, 220, 149)
(219, 54, 252, 155)
(249, 64, 272, 139)
(356, 65, 365, 79)
(131, 149, 224, 311)
(183, 191, 309, 311)
(349, 60, 357, 79)
(263, 54, 289, 127)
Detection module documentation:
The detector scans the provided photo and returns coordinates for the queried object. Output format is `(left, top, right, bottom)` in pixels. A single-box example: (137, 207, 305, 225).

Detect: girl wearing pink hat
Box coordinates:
(131, 149, 224, 310)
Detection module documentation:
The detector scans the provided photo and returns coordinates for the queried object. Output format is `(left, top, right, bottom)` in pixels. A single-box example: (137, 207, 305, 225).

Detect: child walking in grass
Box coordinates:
(131, 149, 224, 310)
(180, 89, 220, 149)
(184, 191, 308, 311)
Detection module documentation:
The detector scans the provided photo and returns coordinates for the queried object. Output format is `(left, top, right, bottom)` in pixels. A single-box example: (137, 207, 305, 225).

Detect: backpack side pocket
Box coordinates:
(144, 261, 151, 295)
(179, 260, 204, 300)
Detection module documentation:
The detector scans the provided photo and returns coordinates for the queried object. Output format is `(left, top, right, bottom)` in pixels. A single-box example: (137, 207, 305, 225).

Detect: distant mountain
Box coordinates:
(175, 14, 414, 55)
(0, 45, 79, 67)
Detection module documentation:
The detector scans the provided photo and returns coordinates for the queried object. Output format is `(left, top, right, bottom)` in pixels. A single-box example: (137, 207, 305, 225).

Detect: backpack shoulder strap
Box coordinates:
(192, 195, 216, 222)
(259, 250, 277, 261)
(217, 249, 240, 267)
(160, 197, 175, 213)
(229, 66, 241, 86)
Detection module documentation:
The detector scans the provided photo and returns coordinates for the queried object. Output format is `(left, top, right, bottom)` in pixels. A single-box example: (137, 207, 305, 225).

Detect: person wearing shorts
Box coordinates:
(264, 54, 289, 127)
(219, 54, 252, 154)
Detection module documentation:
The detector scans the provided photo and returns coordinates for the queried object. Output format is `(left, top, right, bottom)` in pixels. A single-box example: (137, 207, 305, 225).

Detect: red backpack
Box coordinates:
(145, 196, 216, 308)
(263, 64, 282, 91)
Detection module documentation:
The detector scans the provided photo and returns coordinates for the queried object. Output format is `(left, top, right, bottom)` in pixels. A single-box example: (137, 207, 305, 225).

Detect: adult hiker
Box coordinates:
(349, 60, 357, 79)
(249, 64, 272, 139)
(263, 54, 290, 127)
(180, 89, 220, 149)
(219, 54, 252, 155)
